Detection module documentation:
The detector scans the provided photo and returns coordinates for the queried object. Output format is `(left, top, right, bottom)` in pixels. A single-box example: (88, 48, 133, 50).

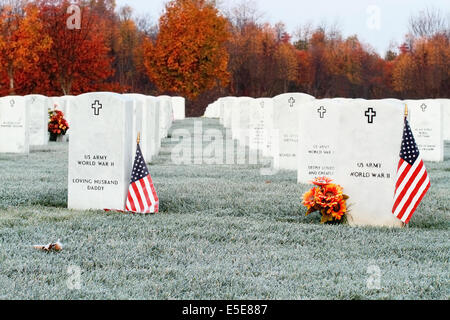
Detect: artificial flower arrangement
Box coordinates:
(48, 106, 69, 141)
(302, 177, 349, 224)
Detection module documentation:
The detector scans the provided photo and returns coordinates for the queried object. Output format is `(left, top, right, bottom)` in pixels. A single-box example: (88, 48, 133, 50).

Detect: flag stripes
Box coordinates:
(392, 118, 430, 224)
(125, 144, 159, 214)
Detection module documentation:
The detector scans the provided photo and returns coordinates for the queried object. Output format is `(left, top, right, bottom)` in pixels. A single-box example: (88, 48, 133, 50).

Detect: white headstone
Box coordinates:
(235, 97, 254, 146)
(272, 93, 315, 170)
(157, 96, 173, 139)
(297, 99, 341, 184)
(334, 99, 405, 227)
(0, 96, 30, 154)
(249, 98, 271, 153)
(218, 98, 225, 125)
(223, 97, 236, 129)
(406, 99, 444, 162)
(123, 94, 147, 160)
(172, 96, 185, 120)
(68, 92, 133, 211)
(26, 95, 50, 146)
(438, 99, 450, 141)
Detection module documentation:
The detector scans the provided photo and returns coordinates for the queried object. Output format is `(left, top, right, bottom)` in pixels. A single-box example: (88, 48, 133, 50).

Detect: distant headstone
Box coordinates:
(235, 97, 254, 146)
(249, 98, 271, 153)
(157, 96, 173, 139)
(406, 99, 444, 162)
(68, 93, 133, 211)
(257, 98, 275, 158)
(223, 97, 237, 129)
(123, 94, 146, 160)
(334, 99, 405, 227)
(218, 98, 225, 125)
(272, 93, 315, 170)
(26, 95, 50, 146)
(0, 96, 30, 154)
(438, 99, 450, 141)
(172, 96, 185, 120)
(297, 99, 341, 184)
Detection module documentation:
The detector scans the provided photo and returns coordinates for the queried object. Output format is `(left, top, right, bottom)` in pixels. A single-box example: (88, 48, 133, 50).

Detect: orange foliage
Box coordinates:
(0, 3, 51, 95)
(143, 0, 230, 100)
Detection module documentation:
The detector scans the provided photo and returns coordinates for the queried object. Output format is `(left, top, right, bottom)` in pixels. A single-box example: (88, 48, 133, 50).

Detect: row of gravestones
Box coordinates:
(0, 93, 186, 211)
(204, 94, 449, 227)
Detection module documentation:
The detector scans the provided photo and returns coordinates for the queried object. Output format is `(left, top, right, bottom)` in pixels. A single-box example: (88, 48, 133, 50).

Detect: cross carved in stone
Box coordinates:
(318, 106, 326, 118)
(92, 100, 102, 116)
(288, 97, 295, 107)
(365, 107, 376, 124)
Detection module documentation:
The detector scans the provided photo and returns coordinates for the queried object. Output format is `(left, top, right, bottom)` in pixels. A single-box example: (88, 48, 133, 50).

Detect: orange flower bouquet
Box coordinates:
(302, 177, 349, 224)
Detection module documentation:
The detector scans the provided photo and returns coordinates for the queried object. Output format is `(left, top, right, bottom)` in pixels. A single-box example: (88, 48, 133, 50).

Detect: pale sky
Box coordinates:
(115, 0, 450, 55)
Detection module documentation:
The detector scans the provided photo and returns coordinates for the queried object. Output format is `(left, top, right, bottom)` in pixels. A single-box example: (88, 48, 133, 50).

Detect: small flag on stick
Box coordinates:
(125, 134, 159, 214)
(392, 105, 430, 224)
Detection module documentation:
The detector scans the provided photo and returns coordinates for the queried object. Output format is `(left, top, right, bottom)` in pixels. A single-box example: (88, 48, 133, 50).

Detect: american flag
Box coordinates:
(125, 144, 159, 214)
(392, 117, 430, 224)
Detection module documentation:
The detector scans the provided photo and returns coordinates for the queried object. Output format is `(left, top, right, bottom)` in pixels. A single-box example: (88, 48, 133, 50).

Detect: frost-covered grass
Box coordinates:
(0, 118, 448, 299)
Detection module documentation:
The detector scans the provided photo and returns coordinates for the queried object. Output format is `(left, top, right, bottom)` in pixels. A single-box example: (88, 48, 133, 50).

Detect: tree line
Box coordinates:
(1, 0, 449, 116)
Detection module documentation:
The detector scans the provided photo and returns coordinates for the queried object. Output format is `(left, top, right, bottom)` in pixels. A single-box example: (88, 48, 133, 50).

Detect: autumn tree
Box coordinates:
(35, 0, 115, 95)
(393, 34, 450, 98)
(0, 1, 51, 95)
(143, 0, 230, 100)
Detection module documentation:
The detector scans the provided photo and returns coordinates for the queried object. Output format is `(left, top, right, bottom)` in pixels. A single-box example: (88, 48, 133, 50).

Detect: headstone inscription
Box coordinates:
(297, 99, 341, 184)
(272, 93, 315, 170)
(26, 95, 50, 147)
(68, 93, 133, 211)
(249, 98, 271, 153)
(0, 96, 30, 154)
(406, 99, 444, 162)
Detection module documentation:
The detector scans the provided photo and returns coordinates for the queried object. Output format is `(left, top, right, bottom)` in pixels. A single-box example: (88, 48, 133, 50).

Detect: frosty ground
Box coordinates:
(0, 118, 448, 299)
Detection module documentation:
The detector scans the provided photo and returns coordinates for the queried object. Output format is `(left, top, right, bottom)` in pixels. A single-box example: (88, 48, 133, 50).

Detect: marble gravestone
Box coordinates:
(406, 99, 444, 162)
(438, 99, 450, 141)
(218, 98, 226, 125)
(172, 96, 185, 120)
(157, 96, 173, 139)
(249, 98, 271, 153)
(272, 93, 315, 170)
(297, 99, 341, 184)
(0, 96, 30, 154)
(123, 94, 146, 160)
(334, 99, 405, 227)
(26, 95, 50, 147)
(146, 96, 160, 162)
(261, 98, 275, 158)
(223, 97, 237, 129)
(68, 93, 133, 211)
(230, 98, 242, 140)
(235, 97, 254, 146)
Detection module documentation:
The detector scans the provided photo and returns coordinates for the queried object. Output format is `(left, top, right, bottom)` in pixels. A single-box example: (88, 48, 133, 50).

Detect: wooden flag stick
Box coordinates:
(404, 104, 408, 117)
(137, 132, 141, 145)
